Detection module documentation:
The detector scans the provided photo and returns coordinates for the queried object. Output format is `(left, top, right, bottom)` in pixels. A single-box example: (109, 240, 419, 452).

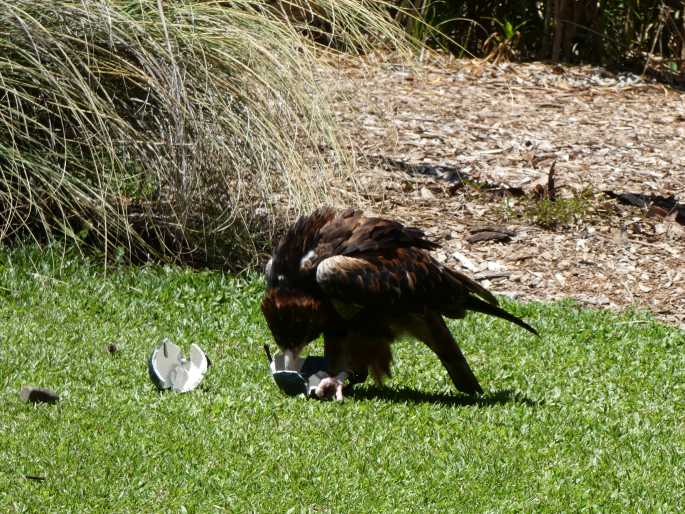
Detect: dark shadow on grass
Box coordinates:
(348, 385, 539, 407)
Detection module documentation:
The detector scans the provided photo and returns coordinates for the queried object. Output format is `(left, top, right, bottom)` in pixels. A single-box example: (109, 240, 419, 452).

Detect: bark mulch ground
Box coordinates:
(322, 54, 685, 329)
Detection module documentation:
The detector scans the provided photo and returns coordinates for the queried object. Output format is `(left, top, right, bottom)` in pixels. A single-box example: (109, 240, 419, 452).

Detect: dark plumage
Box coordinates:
(261, 207, 537, 399)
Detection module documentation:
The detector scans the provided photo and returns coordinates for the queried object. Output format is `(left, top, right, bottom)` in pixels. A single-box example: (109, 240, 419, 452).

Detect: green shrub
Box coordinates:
(391, 1, 545, 58)
(393, 0, 684, 69)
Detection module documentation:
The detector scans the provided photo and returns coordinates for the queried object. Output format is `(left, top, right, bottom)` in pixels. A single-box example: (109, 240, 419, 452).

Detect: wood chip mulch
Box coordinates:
(321, 54, 685, 329)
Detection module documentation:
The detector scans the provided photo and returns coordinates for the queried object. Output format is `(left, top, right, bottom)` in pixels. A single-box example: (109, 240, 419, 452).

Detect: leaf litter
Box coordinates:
(320, 54, 685, 329)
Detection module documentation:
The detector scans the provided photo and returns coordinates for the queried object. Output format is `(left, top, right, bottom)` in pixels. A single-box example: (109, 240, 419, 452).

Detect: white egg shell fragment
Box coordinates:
(148, 340, 208, 393)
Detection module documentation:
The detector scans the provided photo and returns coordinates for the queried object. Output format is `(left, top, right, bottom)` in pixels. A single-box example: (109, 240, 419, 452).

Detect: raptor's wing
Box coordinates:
(315, 247, 497, 316)
(315, 248, 537, 335)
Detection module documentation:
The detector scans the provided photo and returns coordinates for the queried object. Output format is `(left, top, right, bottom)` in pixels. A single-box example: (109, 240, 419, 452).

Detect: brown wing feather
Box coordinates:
(267, 206, 338, 287)
(318, 212, 439, 256)
(315, 248, 488, 317)
(267, 207, 438, 288)
(315, 249, 537, 334)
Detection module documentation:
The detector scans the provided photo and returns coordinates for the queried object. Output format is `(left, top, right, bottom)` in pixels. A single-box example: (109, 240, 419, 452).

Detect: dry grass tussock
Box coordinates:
(0, 0, 407, 268)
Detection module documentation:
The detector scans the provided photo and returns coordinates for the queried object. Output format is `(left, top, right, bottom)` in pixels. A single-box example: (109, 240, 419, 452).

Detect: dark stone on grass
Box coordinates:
(24, 475, 45, 482)
(23, 475, 46, 481)
(20, 386, 59, 404)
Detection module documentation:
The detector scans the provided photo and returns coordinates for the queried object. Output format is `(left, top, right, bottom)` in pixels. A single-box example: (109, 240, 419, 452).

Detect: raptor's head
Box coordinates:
(261, 288, 328, 355)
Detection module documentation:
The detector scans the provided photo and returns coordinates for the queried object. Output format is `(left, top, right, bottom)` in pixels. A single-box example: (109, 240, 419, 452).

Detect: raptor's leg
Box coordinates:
(405, 311, 483, 396)
(320, 330, 375, 400)
(319, 330, 352, 401)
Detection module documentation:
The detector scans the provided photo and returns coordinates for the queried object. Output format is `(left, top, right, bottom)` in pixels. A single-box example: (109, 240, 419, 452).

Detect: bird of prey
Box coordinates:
(261, 207, 537, 400)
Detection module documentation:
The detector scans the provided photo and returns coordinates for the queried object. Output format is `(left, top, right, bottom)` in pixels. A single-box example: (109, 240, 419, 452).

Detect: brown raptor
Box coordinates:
(261, 207, 537, 400)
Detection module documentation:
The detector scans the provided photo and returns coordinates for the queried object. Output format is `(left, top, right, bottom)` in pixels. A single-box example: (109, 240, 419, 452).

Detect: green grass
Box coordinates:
(1, 245, 683, 513)
(495, 189, 597, 230)
(522, 189, 596, 229)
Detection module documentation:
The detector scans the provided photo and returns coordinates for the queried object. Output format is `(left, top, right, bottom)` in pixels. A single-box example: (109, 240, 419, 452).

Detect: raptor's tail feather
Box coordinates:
(466, 295, 538, 336)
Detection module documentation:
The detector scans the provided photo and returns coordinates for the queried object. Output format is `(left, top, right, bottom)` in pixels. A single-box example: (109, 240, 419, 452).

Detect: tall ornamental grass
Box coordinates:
(0, 0, 405, 268)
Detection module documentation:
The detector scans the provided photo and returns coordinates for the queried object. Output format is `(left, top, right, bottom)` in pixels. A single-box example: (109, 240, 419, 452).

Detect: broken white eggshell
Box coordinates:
(148, 339, 208, 392)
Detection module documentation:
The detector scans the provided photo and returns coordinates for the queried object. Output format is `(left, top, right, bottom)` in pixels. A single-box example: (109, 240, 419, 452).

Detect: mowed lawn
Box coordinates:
(1, 246, 683, 513)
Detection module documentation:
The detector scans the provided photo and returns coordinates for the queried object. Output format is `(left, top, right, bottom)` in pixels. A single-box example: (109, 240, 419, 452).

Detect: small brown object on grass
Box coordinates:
(20, 386, 59, 404)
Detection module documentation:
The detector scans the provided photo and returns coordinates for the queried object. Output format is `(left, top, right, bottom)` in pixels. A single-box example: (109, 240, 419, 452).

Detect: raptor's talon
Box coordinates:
(315, 376, 346, 401)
